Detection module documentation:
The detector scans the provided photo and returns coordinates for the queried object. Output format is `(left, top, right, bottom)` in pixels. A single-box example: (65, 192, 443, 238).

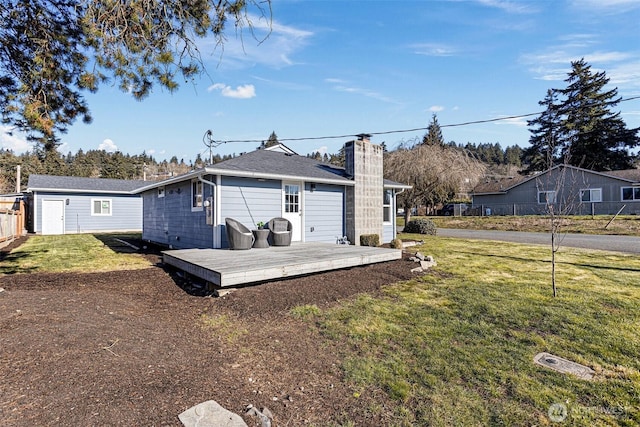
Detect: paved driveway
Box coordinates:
(437, 228, 640, 254)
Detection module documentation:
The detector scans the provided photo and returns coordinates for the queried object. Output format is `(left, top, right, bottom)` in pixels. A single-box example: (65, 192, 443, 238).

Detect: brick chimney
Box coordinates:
(344, 134, 383, 245)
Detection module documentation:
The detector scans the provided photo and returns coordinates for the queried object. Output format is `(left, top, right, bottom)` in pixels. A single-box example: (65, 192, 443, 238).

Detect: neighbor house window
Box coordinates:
(383, 189, 393, 223)
(192, 180, 203, 211)
(92, 199, 112, 216)
(538, 191, 556, 204)
(580, 188, 602, 203)
(158, 186, 165, 198)
(621, 187, 640, 201)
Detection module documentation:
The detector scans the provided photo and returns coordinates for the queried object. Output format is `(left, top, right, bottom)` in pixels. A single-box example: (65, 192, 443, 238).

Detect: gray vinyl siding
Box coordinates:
(34, 191, 141, 234)
(473, 168, 640, 216)
(142, 179, 214, 249)
(220, 176, 282, 248)
(304, 182, 345, 243)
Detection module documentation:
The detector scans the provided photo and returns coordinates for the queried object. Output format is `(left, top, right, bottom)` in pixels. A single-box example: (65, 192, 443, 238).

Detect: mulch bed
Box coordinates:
(0, 236, 420, 426)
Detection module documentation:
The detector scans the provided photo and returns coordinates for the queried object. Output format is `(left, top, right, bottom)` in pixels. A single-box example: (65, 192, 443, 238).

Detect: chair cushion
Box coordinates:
(272, 220, 289, 232)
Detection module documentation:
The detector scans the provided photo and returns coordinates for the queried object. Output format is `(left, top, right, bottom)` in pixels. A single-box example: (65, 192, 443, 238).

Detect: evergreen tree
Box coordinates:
(521, 89, 563, 173)
(523, 59, 639, 173)
(422, 114, 445, 146)
(265, 131, 279, 148)
(558, 59, 639, 171)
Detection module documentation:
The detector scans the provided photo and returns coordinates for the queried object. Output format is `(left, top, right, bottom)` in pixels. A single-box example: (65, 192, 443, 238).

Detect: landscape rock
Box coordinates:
(178, 400, 247, 427)
(415, 252, 426, 261)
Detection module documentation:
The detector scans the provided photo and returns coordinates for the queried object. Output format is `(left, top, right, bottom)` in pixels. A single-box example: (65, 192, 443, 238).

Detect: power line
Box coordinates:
(217, 95, 640, 145)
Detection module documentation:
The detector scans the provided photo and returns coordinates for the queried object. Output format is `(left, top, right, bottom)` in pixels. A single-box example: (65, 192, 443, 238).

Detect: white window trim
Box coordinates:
(91, 198, 112, 216)
(621, 186, 640, 202)
(383, 189, 393, 224)
(538, 190, 556, 205)
(580, 188, 602, 203)
(158, 186, 165, 198)
(191, 180, 203, 212)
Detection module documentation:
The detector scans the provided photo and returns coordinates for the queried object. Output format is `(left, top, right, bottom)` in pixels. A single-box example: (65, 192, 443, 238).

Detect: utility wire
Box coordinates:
(217, 95, 640, 145)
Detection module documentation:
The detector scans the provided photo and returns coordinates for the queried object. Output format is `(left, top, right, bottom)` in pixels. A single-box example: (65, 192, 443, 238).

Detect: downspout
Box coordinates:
(198, 174, 219, 248)
(394, 188, 406, 236)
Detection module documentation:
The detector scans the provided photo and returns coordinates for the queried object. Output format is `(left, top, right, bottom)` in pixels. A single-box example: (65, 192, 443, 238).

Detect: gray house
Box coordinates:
(135, 136, 411, 249)
(472, 165, 640, 216)
(26, 175, 146, 235)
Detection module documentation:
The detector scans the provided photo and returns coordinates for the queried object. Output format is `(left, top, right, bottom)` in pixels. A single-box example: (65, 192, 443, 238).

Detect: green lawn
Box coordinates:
(303, 235, 640, 425)
(0, 233, 152, 275)
(400, 215, 640, 236)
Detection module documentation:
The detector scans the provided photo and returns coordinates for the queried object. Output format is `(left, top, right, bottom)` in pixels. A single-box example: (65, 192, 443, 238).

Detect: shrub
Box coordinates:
(360, 234, 380, 247)
(390, 238, 403, 249)
(404, 219, 437, 235)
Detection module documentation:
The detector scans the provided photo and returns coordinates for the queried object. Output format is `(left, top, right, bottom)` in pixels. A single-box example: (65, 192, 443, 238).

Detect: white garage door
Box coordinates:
(42, 199, 65, 235)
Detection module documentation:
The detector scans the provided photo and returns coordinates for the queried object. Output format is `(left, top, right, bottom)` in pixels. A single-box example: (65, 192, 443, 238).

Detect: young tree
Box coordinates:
(0, 0, 272, 151)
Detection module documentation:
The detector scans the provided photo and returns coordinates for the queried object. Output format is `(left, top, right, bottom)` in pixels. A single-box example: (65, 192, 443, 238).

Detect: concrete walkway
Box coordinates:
(437, 228, 640, 254)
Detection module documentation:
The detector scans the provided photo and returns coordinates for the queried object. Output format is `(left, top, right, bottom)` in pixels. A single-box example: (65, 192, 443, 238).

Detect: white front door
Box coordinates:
(282, 182, 302, 242)
(42, 199, 65, 235)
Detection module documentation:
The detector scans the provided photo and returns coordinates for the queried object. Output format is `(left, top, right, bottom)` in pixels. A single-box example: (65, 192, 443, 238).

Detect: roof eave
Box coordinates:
(133, 168, 355, 193)
(28, 188, 136, 194)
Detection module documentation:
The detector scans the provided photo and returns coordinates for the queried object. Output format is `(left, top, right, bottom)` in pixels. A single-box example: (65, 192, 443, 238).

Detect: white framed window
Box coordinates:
(91, 199, 112, 216)
(383, 189, 393, 223)
(621, 187, 640, 201)
(158, 186, 165, 198)
(192, 180, 203, 211)
(538, 191, 556, 204)
(580, 188, 602, 203)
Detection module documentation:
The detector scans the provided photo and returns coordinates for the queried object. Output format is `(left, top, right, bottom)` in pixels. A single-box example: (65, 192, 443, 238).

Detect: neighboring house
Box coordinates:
(472, 164, 640, 216)
(26, 175, 146, 235)
(134, 136, 411, 249)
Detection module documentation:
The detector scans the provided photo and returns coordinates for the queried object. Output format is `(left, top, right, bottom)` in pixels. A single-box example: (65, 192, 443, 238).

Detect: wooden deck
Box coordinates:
(162, 243, 402, 287)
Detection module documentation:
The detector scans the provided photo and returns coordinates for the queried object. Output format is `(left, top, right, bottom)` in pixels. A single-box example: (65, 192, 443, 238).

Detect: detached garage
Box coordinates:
(26, 175, 146, 235)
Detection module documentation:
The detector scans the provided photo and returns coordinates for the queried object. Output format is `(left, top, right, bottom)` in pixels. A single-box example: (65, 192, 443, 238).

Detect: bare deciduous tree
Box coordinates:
(384, 140, 486, 223)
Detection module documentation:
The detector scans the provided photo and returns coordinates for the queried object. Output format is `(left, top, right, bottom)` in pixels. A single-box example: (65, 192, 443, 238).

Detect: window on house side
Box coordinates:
(383, 189, 392, 223)
(621, 187, 640, 201)
(538, 191, 556, 204)
(158, 186, 165, 198)
(580, 188, 602, 202)
(192, 180, 203, 210)
(92, 199, 112, 216)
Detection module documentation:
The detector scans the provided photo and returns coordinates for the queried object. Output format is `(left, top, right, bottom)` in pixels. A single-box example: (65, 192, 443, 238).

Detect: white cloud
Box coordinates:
(208, 83, 256, 99)
(200, 14, 314, 70)
(429, 105, 445, 112)
(99, 138, 118, 153)
(312, 146, 328, 155)
(475, 0, 539, 14)
(495, 116, 529, 127)
(411, 43, 458, 57)
(571, 0, 640, 13)
(327, 80, 399, 104)
(0, 126, 31, 153)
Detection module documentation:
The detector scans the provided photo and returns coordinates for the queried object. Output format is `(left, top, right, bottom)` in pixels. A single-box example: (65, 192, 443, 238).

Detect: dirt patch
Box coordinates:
(0, 238, 420, 426)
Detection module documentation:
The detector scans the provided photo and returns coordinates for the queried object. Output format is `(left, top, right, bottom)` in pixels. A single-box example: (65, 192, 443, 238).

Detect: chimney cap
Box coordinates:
(356, 133, 371, 141)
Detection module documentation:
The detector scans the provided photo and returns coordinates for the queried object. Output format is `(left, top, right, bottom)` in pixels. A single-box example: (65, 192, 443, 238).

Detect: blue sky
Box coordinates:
(2, 0, 640, 162)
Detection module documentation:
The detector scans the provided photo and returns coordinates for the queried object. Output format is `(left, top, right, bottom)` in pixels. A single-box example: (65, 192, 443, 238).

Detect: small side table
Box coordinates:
(252, 229, 270, 248)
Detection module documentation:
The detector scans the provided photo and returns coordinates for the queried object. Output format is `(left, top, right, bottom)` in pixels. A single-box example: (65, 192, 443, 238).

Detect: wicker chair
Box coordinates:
(225, 218, 255, 250)
(268, 217, 293, 246)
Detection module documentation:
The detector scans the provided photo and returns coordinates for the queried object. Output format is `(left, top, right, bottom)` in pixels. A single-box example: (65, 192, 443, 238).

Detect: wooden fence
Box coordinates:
(0, 198, 25, 247)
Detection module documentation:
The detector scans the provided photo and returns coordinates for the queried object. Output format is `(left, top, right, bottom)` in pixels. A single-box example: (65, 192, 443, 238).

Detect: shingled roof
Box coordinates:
(135, 147, 411, 192)
(27, 174, 147, 194)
